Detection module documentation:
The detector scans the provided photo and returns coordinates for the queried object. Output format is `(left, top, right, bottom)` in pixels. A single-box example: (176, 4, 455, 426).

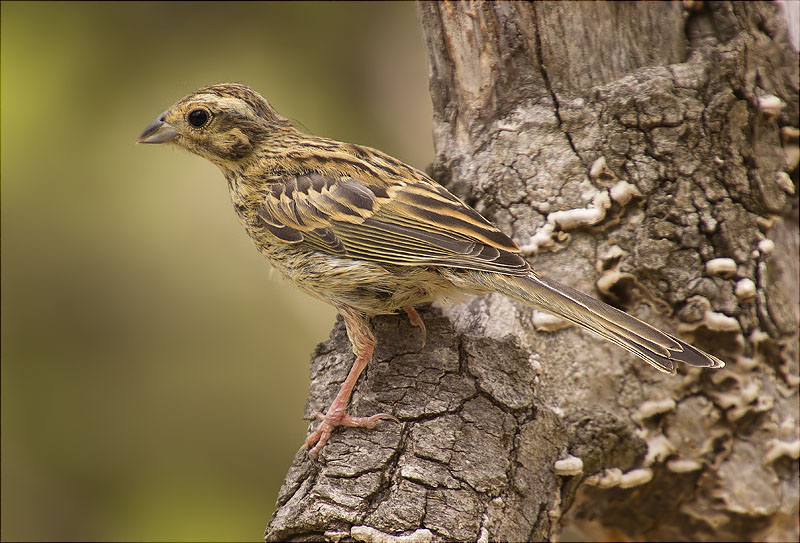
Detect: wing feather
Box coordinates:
(258, 173, 530, 275)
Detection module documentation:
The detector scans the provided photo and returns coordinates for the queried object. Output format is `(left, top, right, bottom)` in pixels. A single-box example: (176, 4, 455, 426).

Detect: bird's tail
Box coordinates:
(485, 272, 725, 374)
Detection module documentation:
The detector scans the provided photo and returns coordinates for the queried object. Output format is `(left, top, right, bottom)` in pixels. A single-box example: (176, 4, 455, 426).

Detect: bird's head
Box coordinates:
(137, 83, 291, 166)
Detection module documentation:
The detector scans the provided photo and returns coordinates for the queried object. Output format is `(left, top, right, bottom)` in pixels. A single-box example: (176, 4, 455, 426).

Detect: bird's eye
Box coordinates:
(188, 108, 211, 128)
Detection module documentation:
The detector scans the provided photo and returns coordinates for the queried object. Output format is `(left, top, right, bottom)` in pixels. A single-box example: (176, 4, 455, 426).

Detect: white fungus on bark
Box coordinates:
(734, 278, 757, 300)
(634, 398, 677, 422)
(667, 458, 704, 473)
(705, 258, 737, 277)
(619, 468, 654, 488)
(554, 455, 584, 476)
(521, 190, 613, 255)
(519, 222, 557, 256)
(644, 434, 677, 466)
(757, 94, 784, 119)
(586, 468, 623, 488)
(757, 239, 775, 255)
(700, 310, 741, 332)
(764, 439, 800, 464)
(775, 171, 795, 194)
(589, 156, 616, 181)
(533, 311, 572, 332)
(609, 180, 640, 205)
(549, 193, 610, 229)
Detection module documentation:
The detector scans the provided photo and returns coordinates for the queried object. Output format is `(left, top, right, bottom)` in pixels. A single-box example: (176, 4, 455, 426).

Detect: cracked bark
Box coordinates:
(265, 2, 798, 542)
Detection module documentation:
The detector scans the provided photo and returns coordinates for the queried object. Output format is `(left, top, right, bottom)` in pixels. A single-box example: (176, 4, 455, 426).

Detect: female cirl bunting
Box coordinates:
(139, 83, 725, 457)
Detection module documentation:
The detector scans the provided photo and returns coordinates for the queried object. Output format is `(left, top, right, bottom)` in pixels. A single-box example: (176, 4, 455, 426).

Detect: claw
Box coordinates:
(403, 306, 427, 348)
(304, 410, 398, 458)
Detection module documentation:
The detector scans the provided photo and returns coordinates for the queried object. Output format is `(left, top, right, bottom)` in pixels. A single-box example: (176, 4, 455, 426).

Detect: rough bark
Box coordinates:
(265, 2, 798, 541)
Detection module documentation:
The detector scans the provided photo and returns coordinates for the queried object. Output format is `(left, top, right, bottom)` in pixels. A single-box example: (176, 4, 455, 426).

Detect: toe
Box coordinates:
(403, 306, 427, 348)
(339, 412, 399, 427)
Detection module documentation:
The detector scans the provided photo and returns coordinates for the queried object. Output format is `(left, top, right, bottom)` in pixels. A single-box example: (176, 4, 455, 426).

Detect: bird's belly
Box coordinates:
(263, 246, 454, 315)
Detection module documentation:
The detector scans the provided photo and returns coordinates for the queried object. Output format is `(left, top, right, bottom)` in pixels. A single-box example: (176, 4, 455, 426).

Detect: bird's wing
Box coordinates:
(258, 172, 530, 276)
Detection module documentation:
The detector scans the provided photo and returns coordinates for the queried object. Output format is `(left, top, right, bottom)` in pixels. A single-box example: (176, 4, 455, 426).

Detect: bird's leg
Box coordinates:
(403, 306, 427, 348)
(304, 307, 395, 458)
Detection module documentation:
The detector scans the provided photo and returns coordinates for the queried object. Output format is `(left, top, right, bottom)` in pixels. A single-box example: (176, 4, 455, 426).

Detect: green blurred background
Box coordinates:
(1, 2, 433, 540)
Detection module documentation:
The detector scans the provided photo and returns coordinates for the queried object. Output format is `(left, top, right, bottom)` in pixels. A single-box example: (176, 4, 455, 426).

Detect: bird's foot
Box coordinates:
(403, 306, 427, 348)
(303, 410, 398, 458)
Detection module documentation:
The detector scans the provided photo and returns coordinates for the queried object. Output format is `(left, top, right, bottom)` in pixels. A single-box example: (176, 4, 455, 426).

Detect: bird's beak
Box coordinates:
(137, 110, 179, 144)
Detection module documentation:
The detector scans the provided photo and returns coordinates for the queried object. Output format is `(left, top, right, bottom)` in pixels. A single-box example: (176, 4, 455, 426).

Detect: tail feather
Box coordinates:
(494, 272, 725, 374)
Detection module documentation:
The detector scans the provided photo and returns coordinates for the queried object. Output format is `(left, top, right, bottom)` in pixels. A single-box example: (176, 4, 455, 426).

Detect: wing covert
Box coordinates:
(258, 172, 529, 276)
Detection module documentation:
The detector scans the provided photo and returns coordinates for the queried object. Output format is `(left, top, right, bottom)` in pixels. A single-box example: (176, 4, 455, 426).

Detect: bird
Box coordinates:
(138, 83, 724, 457)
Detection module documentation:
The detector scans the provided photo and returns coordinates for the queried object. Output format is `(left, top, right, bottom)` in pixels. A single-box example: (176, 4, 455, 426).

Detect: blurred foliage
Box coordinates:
(1, 2, 432, 541)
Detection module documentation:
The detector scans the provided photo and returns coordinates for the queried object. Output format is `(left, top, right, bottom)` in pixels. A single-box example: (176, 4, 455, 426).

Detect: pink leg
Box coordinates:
(403, 306, 427, 348)
(303, 307, 395, 458)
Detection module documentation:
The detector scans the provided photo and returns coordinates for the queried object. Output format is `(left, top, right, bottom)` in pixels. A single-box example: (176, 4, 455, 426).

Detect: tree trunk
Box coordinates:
(265, 2, 799, 541)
